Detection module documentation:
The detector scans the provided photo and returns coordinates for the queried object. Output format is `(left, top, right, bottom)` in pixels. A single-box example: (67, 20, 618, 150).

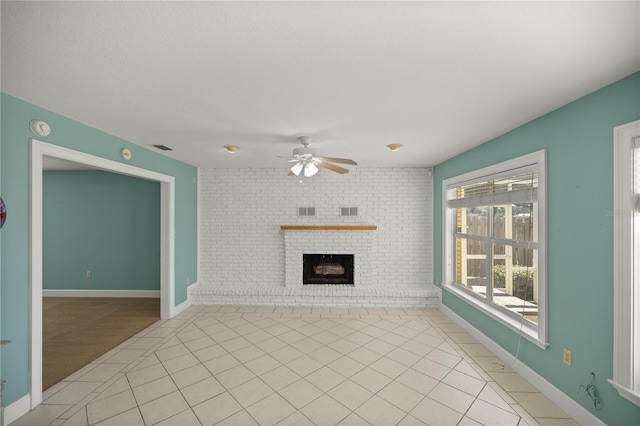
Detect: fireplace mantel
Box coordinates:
(280, 225, 377, 231)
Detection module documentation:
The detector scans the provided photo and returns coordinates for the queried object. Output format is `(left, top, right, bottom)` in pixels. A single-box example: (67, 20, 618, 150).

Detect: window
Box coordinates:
(610, 120, 640, 406)
(443, 150, 547, 347)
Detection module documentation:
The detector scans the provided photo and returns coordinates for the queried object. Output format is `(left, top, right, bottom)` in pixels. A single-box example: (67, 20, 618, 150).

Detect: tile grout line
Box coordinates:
(19, 307, 575, 426)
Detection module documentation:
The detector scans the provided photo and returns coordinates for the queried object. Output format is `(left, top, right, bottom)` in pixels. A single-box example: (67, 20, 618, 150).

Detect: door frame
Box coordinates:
(29, 139, 175, 408)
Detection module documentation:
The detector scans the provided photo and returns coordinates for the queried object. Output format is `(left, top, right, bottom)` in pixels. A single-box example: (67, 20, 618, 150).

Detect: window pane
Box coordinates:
(455, 237, 487, 299)
(456, 207, 489, 236)
(492, 244, 538, 324)
(492, 203, 537, 242)
(513, 203, 536, 242)
(493, 206, 507, 239)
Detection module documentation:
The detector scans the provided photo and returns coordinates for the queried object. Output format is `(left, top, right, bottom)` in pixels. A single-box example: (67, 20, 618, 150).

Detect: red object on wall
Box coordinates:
(0, 197, 6, 229)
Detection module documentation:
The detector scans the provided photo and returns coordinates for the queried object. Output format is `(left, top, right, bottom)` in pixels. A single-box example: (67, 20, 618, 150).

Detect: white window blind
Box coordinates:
(447, 169, 538, 209)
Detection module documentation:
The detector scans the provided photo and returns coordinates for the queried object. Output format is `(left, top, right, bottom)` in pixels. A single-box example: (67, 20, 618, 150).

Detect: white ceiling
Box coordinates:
(2, 1, 638, 170)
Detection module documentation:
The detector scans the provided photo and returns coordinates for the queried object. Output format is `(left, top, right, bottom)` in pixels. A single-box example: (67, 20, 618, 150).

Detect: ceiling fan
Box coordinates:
(278, 136, 357, 177)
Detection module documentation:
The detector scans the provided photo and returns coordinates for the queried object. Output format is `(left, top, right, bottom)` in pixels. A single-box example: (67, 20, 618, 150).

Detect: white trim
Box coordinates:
(171, 298, 191, 317)
(443, 282, 544, 349)
(170, 282, 197, 317)
(29, 140, 176, 410)
(160, 179, 175, 319)
(42, 290, 160, 298)
(610, 119, 640, 406)
(196, 171, 201, 309)
(610, 381, 640, 406)
(29, 144, 44, 409)
(3, 394, 31, 426)
(444, 152, 542, 189)
(439, 303, 604, 426)
(441, 150, 547, 347)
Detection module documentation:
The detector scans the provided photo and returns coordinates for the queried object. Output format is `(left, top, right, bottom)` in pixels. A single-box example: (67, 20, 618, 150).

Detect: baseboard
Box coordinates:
(169, 282, 198, 317)
(42, 289, 160, 298)
(3, 393, 30, 425)
(187, 282, 200, 298)
(170, 298, 191, 317)
(439, 303, 605, 426)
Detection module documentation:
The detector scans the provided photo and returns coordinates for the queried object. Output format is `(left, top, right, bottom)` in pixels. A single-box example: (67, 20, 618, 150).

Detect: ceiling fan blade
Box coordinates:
(318, 162, 350, 174)
(317, 156, 357, 166)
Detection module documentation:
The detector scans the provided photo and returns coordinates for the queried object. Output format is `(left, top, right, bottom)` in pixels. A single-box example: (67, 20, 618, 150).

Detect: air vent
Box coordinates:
(298, 207, 316, 217)
(340, 207, 358, 217)
(152, 144, 173, 151)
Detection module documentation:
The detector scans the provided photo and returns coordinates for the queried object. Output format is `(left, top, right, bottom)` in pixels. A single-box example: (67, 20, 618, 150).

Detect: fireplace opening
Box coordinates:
(303, 254, 354, 285)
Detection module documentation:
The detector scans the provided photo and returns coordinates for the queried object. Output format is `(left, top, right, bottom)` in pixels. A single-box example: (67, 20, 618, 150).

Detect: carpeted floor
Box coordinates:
(43, 297, 160, 390)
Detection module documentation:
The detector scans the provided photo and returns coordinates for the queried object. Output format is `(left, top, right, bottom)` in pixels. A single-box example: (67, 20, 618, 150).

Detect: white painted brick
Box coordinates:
(198, 167, 433, 306)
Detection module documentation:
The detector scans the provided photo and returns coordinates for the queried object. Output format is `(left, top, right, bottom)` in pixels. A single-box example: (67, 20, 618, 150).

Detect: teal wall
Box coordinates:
(43, 171, 160, 291)
(434, 72, 640, 425)
(0, 93, 198, 406)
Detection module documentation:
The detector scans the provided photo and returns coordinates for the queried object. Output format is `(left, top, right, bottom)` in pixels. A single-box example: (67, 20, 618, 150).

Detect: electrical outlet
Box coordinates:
(563, 348, 572, 366)
(86, 271, 91, 279)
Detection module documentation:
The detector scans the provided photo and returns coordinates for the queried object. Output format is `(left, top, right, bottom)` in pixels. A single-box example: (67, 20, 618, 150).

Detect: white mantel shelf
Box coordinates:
(280, 225, 377, 231)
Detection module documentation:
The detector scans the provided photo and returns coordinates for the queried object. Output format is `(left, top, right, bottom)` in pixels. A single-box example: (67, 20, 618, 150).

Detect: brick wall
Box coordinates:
(199, 167, 432, 292)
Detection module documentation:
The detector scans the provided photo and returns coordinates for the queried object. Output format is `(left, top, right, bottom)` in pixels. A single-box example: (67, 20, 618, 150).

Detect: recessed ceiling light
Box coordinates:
(224, 145, 239, 153)
(387, 143, 404, 151)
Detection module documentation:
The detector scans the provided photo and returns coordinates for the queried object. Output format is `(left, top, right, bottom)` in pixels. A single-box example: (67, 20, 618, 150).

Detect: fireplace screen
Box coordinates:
(303, 254, 354, 285)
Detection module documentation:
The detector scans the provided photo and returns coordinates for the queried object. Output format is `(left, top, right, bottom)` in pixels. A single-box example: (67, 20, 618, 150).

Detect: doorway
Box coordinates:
(30, 139, 176, 408)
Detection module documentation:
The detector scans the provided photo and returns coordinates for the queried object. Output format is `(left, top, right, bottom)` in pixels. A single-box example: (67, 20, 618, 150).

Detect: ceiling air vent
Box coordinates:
(152, 144, 173, 151)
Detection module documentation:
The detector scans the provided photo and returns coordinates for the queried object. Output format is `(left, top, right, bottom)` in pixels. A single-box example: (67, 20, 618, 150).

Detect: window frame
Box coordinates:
(442, 150, 548, 349)
(610, 119, 640, 406)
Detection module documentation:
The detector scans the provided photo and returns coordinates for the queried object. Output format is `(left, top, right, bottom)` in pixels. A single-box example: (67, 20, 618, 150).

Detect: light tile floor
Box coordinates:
(13, 306, 578, 426)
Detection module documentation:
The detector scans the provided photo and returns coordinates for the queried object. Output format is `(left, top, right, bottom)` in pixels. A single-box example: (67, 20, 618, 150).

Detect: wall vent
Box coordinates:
(340, 207, 358, 217)
(152, 144, 173, 151)
(298, 207, 316, 217)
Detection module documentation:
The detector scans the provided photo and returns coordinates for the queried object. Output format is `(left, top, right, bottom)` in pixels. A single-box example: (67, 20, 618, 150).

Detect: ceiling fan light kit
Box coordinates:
(290, 162, 304, 176)
(279, 136, 357, 177)
(304, 162, 319, 177)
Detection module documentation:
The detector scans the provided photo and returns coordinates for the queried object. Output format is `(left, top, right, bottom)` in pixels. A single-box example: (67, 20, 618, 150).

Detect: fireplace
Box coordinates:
(282, 226, 375, 288)
(303, 254, 354, 285)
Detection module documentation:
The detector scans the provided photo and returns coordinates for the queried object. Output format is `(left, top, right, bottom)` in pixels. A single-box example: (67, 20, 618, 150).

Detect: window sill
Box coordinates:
(443, 282, 548, 350)
(608, 380, 640, 406)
